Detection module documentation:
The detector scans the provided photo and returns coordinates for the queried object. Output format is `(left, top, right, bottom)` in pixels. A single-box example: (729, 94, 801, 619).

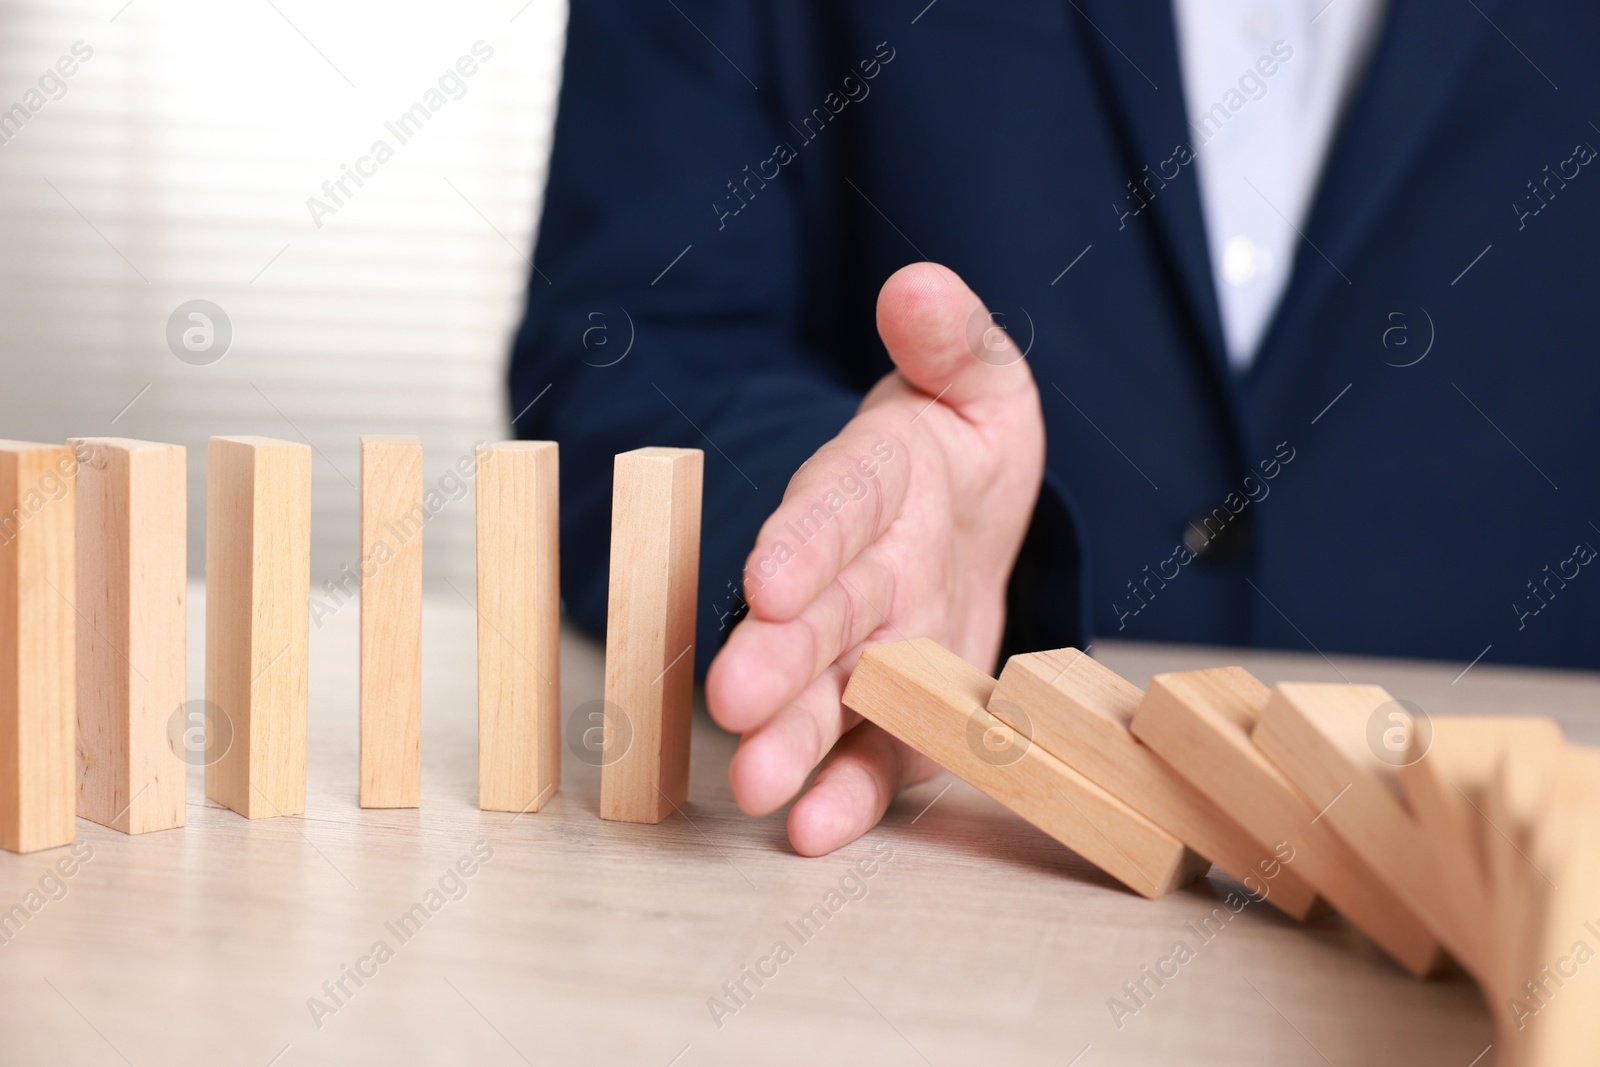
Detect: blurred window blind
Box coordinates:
(0, 0, 566, 589)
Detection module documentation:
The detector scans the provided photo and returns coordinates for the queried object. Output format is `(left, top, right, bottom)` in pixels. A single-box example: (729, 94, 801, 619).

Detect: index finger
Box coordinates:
(741, 426, 910, 622)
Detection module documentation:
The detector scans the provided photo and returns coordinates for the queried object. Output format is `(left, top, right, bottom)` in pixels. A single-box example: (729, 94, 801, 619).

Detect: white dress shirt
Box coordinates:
(1172, 0, 1387, 370)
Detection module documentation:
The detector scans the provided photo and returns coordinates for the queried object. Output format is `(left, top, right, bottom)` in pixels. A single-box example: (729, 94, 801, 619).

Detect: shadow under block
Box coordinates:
(475, 441, 560, 814)
(0, 442, 76, 853)
(1520, 747, 1600, 1067)
(1130, 668, 1444, 976)
(599, 448, 702, 824)
(843, 639, 1209, 899)
(989, 649, 1321, 919)
(1252, 683, 1471, 971)
(1401, 715, 1565, 989)
(360, 436, 423, 809)
(203, 437, 311, 820)
(70, 438, 187, 835)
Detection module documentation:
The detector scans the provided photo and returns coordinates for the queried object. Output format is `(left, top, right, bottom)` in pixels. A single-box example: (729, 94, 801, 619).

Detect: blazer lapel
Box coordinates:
(1255, 0, 1501, 371)
(1073, 0, 1232, 383)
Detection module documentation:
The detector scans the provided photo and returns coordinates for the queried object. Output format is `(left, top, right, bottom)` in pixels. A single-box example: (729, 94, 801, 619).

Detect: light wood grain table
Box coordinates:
(1, 586, 1593, 1067)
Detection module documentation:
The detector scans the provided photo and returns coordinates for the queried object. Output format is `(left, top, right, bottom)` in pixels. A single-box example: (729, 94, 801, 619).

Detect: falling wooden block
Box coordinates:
(475, 441, 560, 814)
(1519, 746, 1600, 1067)
(1253, 683, 1470, 970)
(843, 639, 1209, 899)
(1486, 727, 1569, 1052)
(1401, 715, 1564, 989)
(358, 436, 423, 809)
(599, 448, 702, 824)
(0, 441, 77, 854)
(1131, 668, 1444, 976)
(989, 649, 1321, 919)
(204, 436, 311, 819)
(70, 438, 186, 835)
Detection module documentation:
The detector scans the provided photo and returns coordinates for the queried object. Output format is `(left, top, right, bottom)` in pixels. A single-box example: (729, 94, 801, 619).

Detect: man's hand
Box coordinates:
(704, 262, 1046, 855)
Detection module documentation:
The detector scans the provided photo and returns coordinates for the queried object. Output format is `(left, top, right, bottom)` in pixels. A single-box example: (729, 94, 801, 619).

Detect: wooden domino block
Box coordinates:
(1486, 727, 1569, 1048)
(475, 441, 560, 814)
(1130, 668, 1444, 976)
(359, 436, 423, 809)
(204, 436, 311, 819)
(1252, 683, 1470, 970)
(989, 649, 1321, 919)
(843, 639, 1209, 899)
(1400, 715, 1564, 988)
(0, 441, 76, 853)
(599, 448, 702, 824)
(70, 438, 186, 835)
(1520, 746, 1600, 1067)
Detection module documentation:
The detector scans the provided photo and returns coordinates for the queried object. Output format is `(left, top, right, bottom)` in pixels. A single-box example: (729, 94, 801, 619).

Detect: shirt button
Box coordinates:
(1222, 235, 1272, 287)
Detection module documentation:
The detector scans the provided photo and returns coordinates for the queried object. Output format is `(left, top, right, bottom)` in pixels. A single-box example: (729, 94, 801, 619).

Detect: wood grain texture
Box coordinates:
(599, 447, 702, 824)
(1253, 683, 1468, 971)
(844, 639, 1209, 899)
(0, 624, 1530, 1066)
(1520, 746, 1600, 1067)
(203, 436, 311, 820)
(990, 649, 1322, 919)
(1485, 725, 1569, 1055)
(0, 441, 76, 853)
(1131, 668, 1444, 977)
(1401, 715, 1564, 989)
(69, 438, 186, 835)
(359, 435, 423, 809)
(474, 441, 560, 814)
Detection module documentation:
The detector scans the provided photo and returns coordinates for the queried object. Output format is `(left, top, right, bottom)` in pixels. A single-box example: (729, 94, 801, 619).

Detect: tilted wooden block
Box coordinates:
(475, 441, 560, 814)
(359, 436, 424, 809)
(71, 438, 187, 835)
(204, 436, 311, 819)
(1130, 668, 1444, 976)
(600, 448, 702, 824)
(1401, 715, 1564, 988)
(989, 649, 1321, 919)
(1486, 727, 1569, 1050)
(0, 441, 77, 853)
(1253, 683, 1470, 971)
(1519, 746, 1600, 1067)
(843, 639, 1209, 899)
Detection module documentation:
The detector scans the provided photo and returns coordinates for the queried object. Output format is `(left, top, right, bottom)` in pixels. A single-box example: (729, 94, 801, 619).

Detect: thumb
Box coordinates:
(875, 261, 1036, 414)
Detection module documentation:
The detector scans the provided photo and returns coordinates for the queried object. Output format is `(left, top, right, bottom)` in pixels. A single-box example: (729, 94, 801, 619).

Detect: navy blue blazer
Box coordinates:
(511, 0, 1600, 675)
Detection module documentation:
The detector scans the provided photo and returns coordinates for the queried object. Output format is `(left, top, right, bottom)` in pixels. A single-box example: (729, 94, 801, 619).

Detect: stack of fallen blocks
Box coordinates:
(0, 428, 1591, 1064)
(843, 639, 1599, 1067)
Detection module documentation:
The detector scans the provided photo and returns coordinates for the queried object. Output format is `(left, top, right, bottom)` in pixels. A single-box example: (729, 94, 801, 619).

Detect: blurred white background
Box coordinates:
(0, 0, 567, 589)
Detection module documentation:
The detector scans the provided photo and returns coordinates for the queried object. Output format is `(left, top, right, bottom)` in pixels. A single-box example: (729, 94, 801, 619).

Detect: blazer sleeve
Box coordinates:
(510, 0, 864, 677)
(510, 0, 1090, 675)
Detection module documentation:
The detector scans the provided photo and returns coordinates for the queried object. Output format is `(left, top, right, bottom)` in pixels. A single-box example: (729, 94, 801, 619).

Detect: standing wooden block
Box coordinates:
(1521, 747, 1600, 1067)
(1400, 715, 1564, 988)
(1252, 683, 1471, 971)
(599, 448, 702, 824)
(70, 438, 186, 835)
(0, 441, 76, 853)
(204, 436, 311, 819)
(475, 441, 561, 814)
(1130, 668, 1444, 976)
(359, 436, 423, 809)
(844, 639, 1209, 899)
(989, 649, 1321, 919)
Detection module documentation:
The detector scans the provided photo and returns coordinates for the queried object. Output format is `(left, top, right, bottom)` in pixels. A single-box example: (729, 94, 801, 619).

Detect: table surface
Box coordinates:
(2, 586, 1595, 1067)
